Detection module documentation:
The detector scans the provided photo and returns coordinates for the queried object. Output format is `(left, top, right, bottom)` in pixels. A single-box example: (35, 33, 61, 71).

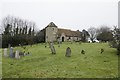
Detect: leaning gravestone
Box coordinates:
(101, 49, 104, 54)
(58, 39, 61, 47)
(9, 47, 14, 58)
(4, 48, 8, 57)
(65, 47, 71, 57)
(15, 50, 20, 59)
(49, 42, 56, 54)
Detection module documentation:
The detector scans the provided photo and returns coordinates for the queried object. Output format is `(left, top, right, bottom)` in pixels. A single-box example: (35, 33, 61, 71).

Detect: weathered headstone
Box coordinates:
(15, 50, 20, 59)
(58, 39, 61, 47)
(65, 47, 71, 57)
(49, 42, 56, 54)
(101, 49, 104, 53)
(9, 47, 14, 58)
(81, 50, 85, 54)
(4, 48, 8, 57)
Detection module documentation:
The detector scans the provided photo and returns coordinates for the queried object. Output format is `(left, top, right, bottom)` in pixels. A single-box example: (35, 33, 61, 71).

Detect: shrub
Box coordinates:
(117, 42, 120, 54)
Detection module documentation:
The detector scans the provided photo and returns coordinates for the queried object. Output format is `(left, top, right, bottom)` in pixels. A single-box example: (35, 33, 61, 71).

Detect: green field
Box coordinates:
(2, 42, 118, 78)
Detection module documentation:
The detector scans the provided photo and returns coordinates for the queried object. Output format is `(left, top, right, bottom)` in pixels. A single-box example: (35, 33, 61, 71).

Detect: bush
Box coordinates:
(117, 42, 120, 54)
(109, 41, 118, 48)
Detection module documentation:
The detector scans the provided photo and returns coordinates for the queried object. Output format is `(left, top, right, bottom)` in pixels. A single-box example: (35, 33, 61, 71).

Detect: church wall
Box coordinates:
(45, 27, 58, 42)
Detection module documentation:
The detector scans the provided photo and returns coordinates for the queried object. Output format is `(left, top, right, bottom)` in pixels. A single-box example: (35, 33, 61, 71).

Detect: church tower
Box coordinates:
(45, 22, 58, 42)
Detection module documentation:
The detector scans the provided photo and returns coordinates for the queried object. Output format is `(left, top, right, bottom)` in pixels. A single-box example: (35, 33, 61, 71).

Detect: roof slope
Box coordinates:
(58, 28, 81, 37)
(46, 22, 57, 28)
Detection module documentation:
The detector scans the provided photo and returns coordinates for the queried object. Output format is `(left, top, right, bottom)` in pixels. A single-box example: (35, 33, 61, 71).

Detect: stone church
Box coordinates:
(41, 22, 82, 42)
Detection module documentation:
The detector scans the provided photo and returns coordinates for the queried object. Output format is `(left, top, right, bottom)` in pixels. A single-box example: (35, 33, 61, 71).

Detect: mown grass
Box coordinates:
(2, 42, 118, 78)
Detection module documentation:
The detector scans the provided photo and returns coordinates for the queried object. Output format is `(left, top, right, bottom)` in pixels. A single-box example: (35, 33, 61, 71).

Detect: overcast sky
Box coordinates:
(0, 0, 119, 31)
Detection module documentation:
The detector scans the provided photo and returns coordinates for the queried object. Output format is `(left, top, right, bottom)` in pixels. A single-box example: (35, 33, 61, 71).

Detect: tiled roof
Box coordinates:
(58, 28, 81, 37)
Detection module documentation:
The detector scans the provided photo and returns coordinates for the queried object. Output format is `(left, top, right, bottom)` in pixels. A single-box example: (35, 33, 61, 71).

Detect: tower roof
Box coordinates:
(46, 22, 57, 28)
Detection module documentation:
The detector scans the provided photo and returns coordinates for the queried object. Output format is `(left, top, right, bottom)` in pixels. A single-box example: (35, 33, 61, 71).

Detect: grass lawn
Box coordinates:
(2, 42, 118, 78)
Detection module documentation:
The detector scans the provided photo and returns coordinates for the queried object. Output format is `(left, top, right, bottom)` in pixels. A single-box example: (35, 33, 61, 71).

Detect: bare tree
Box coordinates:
(88, 27, 97, 42)
(1, 15, 37, 47)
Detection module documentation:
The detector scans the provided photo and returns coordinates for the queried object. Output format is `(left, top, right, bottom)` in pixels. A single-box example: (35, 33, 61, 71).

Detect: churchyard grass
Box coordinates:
(2, 42, 118, 78)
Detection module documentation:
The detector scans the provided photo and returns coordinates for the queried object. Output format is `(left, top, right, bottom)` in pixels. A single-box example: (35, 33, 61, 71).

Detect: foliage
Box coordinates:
(97, 32, 113, 42)
(117, 42, 120, 54)
(110, 27, 120, 53)
(1, 16, 37, 48)
(35, 29, 45, 43)
(96, 26, 113, 42)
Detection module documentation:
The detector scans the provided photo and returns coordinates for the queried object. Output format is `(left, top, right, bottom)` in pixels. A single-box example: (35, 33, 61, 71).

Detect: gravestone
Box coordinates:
(4, 48, 8, 57)
(49, 42, 56, 54)
(65, 47, 71, 57)
(81, 50, 85, 54)
(9, 47, 14, 58)
(15, 50, 20, 59)
(101, 49, 104, 53)
(58, 39, 61, 47)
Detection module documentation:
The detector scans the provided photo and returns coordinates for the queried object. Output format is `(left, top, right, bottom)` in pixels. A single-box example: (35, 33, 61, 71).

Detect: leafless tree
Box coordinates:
(88, 27, 97, 42)
(1, 15, 37, 47)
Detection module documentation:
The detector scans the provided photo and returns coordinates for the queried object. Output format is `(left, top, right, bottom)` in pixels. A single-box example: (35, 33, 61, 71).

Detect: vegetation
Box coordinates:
(1, 16, 37, 48)
(2, 42, 118, 78)
(1, 16, 119, 78)
(88, 27, 97, 42)
(1, 16, 118, 48)
(97, 26, 113, 42)
(111, 27, 120, 54)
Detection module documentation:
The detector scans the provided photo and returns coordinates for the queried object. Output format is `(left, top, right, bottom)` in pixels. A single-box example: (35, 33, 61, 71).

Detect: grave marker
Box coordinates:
(49, 42, 56, 54)
(15, 50, 20, 59)
(65, 47, 71, 57)
(58, 40, 60, 47)
(101, 49, 104, 53)
(9, 47, 14, 58)
(4, 48, 8, 57)
(81, 50, 85, 54)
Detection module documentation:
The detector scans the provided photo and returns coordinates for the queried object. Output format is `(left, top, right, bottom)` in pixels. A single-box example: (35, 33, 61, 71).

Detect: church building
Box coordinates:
(41, 22, 82, 42)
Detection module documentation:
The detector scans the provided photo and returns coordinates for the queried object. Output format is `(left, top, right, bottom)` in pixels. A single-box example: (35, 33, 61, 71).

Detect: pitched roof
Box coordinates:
(46, 22, 57, 28)
(58, 28, 81, 37)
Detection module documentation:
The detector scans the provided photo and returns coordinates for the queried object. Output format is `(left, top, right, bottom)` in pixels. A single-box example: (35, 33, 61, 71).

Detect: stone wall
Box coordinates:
(45, 27, 58, 42)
